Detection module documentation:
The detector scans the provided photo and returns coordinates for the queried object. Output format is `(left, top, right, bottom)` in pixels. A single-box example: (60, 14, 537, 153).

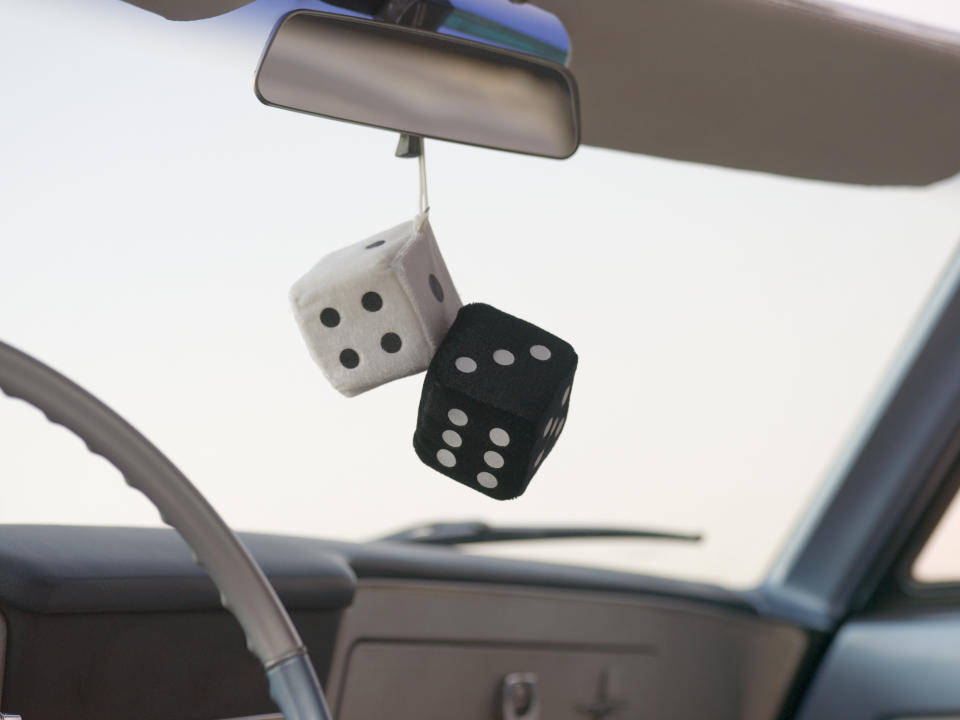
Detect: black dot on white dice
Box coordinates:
(413, 303, 577, 500)
(380, 332, 402, 353)
(429, 274, 445, 302)
(361, 291, 383, 312)
(290, 216, 462, 397)
(320, 308, 340, 328)
(339, 349, 360, 369)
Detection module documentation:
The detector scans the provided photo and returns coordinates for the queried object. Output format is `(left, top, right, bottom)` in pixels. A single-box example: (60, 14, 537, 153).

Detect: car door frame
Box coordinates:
(756, 245, 960, 631)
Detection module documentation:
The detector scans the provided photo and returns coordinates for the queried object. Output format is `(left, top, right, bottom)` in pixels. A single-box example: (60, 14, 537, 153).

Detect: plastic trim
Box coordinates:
(0, 611, 6, 705)
(795, 610, 960, 720)
(759, 245, 960, 629)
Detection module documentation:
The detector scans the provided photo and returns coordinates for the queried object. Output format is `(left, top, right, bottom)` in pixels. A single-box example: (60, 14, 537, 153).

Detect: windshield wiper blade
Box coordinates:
(376, 521, 702, 546)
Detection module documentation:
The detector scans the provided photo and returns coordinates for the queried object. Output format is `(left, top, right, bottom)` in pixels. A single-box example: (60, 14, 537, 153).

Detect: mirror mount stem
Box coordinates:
(395, 133, 423, 159)
(376, 0, 453, 30)
(395, 133, 429, 215)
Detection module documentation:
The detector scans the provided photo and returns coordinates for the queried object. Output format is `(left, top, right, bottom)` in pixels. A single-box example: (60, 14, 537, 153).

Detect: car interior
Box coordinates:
(2, 1, 960, 719)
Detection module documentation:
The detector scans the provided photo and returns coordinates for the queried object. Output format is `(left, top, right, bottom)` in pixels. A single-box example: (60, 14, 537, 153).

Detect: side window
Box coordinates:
(913, 490, 960, 584)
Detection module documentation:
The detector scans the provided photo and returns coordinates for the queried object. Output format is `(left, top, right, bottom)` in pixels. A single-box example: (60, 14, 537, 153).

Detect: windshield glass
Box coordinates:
(2, 0, 959, 589)
(820, 0, 960, 34)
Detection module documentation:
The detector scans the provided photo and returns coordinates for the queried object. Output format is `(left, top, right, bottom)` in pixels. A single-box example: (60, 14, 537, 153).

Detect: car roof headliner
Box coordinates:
(120, 0, 960, 186)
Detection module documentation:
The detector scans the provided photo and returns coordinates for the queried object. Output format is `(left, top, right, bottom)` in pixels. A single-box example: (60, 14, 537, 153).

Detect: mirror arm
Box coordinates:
(376, 0, 452, 30)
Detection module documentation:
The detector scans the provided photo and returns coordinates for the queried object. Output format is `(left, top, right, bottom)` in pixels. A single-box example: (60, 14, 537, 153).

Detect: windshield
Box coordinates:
(2, 0, 959, 589)
(821, 0, 960, 34)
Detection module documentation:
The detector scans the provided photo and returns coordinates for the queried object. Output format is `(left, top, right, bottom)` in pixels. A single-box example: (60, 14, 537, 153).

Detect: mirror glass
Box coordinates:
(255, 10, 580, 158)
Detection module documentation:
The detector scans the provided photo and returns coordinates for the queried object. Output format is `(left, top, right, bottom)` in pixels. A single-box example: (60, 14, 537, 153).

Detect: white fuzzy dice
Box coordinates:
(290, 215, 462, 397)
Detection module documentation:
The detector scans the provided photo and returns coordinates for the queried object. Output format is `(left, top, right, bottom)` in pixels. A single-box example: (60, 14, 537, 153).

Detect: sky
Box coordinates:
(828, 0, 960, 33)
(1, 0, 959, 588)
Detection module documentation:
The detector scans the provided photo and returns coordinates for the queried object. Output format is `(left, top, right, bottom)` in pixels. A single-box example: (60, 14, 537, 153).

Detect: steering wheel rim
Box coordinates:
(0, 339, 333, 720)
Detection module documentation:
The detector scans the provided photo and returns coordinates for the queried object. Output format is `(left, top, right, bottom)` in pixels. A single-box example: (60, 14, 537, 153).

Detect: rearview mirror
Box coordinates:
(255, 11, 580, 159)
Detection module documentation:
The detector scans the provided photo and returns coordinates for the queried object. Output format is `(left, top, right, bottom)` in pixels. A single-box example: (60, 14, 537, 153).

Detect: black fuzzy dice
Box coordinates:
(414, 303, 578, 500)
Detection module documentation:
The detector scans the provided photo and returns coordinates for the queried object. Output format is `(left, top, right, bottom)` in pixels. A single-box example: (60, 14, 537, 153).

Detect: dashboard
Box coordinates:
(0, 525, 809, 720)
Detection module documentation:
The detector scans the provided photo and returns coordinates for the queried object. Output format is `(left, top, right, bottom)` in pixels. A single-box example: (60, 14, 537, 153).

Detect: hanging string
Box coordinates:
(418, 138, 430, 216)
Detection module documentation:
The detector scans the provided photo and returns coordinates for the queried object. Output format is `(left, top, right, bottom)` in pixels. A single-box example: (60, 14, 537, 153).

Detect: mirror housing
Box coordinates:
(255, 10, 580, 158)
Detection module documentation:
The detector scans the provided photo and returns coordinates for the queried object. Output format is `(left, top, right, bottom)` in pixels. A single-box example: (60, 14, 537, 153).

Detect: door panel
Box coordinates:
(796, 610, 960, 720)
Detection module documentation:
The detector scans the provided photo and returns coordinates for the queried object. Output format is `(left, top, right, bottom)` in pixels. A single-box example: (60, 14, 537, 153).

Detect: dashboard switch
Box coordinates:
(503, 673, 539, 720)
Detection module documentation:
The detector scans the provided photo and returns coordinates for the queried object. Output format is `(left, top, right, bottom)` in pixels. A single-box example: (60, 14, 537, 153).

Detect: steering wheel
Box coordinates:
(0, 339, 333, 720)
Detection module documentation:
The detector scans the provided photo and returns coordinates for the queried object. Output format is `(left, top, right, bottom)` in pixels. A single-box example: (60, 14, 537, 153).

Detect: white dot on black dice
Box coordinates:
(489, 428, 510, 447)
(455, 357, 477, 373)
(477, 472, 498, 489)
(530, 345, 552, 361)
(484, 451, 505, 469)
(443, 430, 462, 447)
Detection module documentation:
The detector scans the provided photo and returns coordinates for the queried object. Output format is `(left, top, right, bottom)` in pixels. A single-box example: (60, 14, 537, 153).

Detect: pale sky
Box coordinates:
(1, 0, 959, 588)
(832, 0, 960, 32)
